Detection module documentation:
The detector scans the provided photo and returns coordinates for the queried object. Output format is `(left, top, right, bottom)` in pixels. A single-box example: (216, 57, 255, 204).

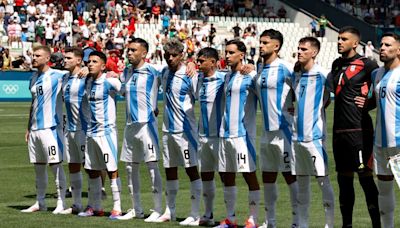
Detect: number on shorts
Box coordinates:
(311, 156, 316, 165)
(148, 144, 154, 154)
(80, 145, 85, 152)
(283, 152, 290, 163)
(237, 153, 246, 164)
(183, 149, 190, 159)
(48, 146, 56, 156)
(104, 154, 109, 163)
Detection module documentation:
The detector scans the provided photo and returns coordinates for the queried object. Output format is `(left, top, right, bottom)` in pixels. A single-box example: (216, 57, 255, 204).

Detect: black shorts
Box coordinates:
(332, 130, 374, 172)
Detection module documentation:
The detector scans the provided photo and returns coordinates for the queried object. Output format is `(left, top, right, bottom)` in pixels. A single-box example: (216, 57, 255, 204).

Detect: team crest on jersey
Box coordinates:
(350, 65, 356, 72)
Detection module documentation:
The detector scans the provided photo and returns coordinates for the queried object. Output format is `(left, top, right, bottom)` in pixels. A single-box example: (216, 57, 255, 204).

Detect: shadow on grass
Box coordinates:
(7, 205, 56, 212)
(23, 192, 88, 199)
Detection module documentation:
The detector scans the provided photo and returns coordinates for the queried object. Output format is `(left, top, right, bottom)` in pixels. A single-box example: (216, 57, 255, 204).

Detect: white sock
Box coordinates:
(190, 179, 202, 218)
(131, 163, 142, 213)
(224, 186, 237, 221)
(317, 176, 335, 228)
(202, 180, 216, 217)
(125, 162, 135, 209)
(264, 183, 277, 225)
(70, 172, 82, 207)
(248, 190, 260, 222)
(147, 162, 163, 213)
(34, 164, 48, 206)
(51, 163, 66, 206)
(297, 176, 311, 228)
(377, 180, 395, 228)
(110, 177, 122, 212)
(288, 181, 299, 225)
(166, 180, 179, 215)
(89, 176, 102, 210)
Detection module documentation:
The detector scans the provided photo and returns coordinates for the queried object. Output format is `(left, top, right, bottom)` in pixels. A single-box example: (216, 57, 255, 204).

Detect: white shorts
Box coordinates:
(65, 130, 86, 164)
(292, 140, 328, 176)
(121, 121, 159, 163)
(28, 126, 65, 164)
(260, 129, 292, 172)
(219, 136, 257, 173)
(162, 131, 198, 168)
(85, 131, 118, 172)
(199, 136, 219, 172)
(374, 146, 400, 175)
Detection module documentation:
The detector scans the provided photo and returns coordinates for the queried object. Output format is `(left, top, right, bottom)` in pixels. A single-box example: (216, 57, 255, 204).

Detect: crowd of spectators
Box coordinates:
(0, 0, 290, 71)
(323, 0, 400, 27)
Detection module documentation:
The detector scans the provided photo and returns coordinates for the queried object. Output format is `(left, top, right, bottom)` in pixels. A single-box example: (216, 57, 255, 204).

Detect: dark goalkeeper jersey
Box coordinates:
(328, 54, 378, 131)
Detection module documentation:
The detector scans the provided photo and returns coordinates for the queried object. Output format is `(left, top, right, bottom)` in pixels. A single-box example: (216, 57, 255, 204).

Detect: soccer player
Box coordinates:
(370, 33, 400, 228)
(77, 51, 122, 219)
(327, 26, 380, 228)
(21, 45, 67, 214)
(196, 47, 225, 226)
(155, 38, 202, 226)
(291, 37, 335, 228)
(218, 39, 260, 228)
(255, 29, 299, 228)
(59, 47, 88, 214)
(116, 38, 163, 222)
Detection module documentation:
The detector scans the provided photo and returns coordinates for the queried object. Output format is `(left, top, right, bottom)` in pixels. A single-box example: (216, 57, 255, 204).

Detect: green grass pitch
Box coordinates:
(0, 101, 399, 227)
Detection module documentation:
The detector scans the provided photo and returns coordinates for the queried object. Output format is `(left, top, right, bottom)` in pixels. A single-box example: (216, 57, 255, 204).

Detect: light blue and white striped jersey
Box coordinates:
(63, 74, 89, 132)
(120, 63, 162, 124)
(86, 74, 121, 137)
(372, 66, 400, 148)
(161, 65, 198, 133)
(256, 58, 294, 131)
(29, 68, 68, 131)
(197, 71, 226, 137)
(291, 64, 329, 142)
(220, 70, 257, 138)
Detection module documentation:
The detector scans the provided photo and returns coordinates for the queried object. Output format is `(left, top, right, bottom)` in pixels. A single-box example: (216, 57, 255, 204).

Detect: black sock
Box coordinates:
(337, 174, 355, 228)
(359, 176, 381, 228)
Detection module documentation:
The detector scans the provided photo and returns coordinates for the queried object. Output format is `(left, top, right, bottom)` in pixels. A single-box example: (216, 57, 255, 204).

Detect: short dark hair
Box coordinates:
(197, 47, 219, 61)
(33, 45, 51, 55)
(299, 36, 321, 52)
(89, 51, 107, 63)
(128, 37, 149, 52)
(260, 29, 284, 51)
(339, 26, 361, 40)
(226, 39, 246, 53)
(64, 46, 83, 59)
(382, 32, 400, 43)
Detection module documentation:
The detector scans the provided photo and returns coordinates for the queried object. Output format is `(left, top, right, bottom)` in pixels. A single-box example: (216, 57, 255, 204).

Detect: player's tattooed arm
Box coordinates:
(77, 67, 89, 78)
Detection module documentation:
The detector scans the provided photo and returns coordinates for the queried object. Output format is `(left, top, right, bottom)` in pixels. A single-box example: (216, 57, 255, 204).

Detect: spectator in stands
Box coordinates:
(152, 2, 161, 23)
(208, 23, 216, 46)
(45, 22, 54, 46)
(98, 6, 107, 33)
(161, 12, 171, 33)
(200, 1, 210, 22)
(26, 1, 37, 19)
(190, 0, 197, 19)
(182, 0, 191, 20)
(19, 8, 27, 24)
(277, 5, 287, 18)
(364, 41, 375, 60)
(318, 14, 333, 37)
(232, 23, 242, 38)
(310, 17, 318, 37)
(1, 47, 10, 70)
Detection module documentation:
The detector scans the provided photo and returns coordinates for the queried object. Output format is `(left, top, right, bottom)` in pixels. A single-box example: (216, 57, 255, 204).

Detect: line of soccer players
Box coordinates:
(21, 26, 400, 228)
